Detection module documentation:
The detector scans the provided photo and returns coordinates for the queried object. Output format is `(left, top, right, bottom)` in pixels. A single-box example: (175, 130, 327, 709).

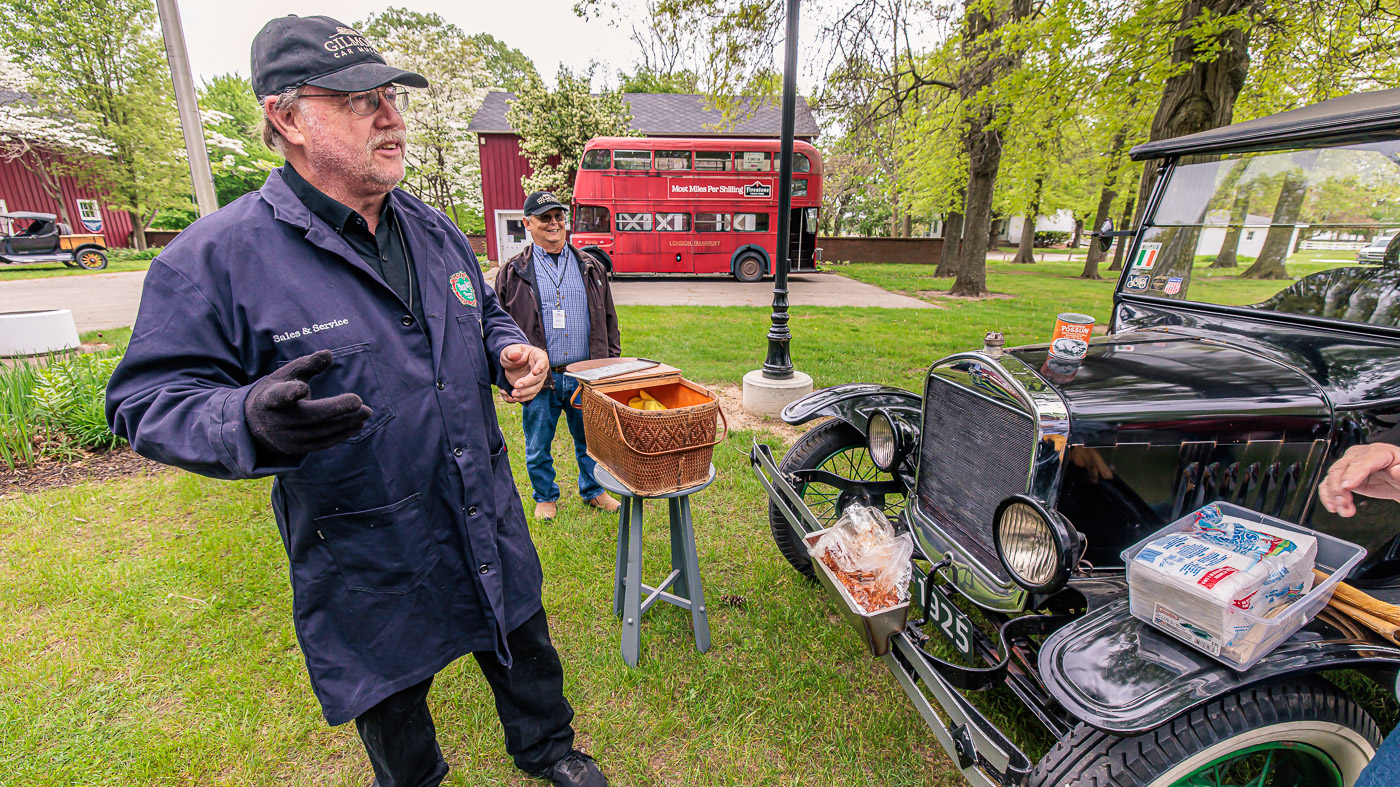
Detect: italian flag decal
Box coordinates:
(1133, 242, 1162, 270)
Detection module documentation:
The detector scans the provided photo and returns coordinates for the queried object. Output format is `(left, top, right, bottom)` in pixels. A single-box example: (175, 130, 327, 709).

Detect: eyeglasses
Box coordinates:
(301, 86, 410, 116)
(534, 212, 569, 226)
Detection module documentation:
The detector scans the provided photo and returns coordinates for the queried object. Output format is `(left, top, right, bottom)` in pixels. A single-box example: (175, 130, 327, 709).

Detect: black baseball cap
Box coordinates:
(523, 191, 567, 216)
(250, 15, 428, 98)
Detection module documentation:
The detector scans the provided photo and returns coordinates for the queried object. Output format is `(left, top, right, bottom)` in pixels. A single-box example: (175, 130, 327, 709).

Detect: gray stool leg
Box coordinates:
(612, 495, 630, 618)
(621, 495, 645, 667)
(668, 498, 689, 599)
(677, 494, 710, 654)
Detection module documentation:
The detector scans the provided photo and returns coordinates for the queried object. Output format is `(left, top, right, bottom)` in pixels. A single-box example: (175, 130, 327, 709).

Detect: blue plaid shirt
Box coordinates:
(533, 244, 590, 366)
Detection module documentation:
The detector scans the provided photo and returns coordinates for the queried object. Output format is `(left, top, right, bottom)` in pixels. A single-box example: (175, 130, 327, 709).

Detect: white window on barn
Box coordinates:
(655, 150, 692, 171)
(614, 150, 651, 170)
(655, 212, 691, 232)
(695, 212, 731, 232)
(695, 151, 733, 171)
(77, 199, 100, 222)
(736, 151, 772, 172)
(617, 212, 653, 231)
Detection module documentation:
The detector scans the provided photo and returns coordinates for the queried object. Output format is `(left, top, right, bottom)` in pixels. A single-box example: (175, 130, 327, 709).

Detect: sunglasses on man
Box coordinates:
(301, 85, 410, 116)
(533, 211, 569, 226)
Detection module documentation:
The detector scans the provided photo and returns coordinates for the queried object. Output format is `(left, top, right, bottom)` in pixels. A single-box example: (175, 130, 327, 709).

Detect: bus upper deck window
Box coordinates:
(656, 151, 692, 171)
(575, 205, 611, 233)
(737, 151, 772, 172)
(792, 153, 812, 173)
(615, 150, 651, 170)
(581, 149, 611, 170)
(695, 212, 731, 232)
(695, 151, 733, 171)
(734, 213, 769, 232)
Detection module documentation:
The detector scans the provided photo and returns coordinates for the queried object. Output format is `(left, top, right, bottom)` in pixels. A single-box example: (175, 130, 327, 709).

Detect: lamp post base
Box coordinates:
(742, 368, 813, 417)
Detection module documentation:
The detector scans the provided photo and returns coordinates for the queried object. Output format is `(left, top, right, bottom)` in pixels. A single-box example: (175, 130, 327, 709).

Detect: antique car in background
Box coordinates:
(753, 88, 1400, 786)
(0, 211, 108, 270)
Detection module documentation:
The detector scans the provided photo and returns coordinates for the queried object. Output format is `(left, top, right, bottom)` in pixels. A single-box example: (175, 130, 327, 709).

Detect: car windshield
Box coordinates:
(1128, 140, 1400, 327)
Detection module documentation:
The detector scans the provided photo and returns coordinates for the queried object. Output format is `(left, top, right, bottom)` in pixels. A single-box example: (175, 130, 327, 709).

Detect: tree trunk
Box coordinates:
(129, 211, 147, 250)
(1081, 173, 1120, 280)
(1211, 192, 1250, 268)
(1071, 218, 1084, 250)
(953, 0, 1031, 297)
(1013, 214, 1037, 263)
(1131, 0, 1258, 247)
(902, 210, 912, 238)
(1240, 168, 1307, 279)
(937, 210, 963, 277)
(1109, 194, 1136, 272)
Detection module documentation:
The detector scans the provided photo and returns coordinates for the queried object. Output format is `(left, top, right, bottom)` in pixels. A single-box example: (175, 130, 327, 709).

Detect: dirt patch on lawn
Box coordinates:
(917, 290, 1015, 303)
(711, 384, 805, 444)
(1, 445, 167, 499)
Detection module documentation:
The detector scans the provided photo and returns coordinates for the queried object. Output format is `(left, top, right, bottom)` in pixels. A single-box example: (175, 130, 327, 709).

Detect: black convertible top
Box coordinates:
(0, 211, 57, 221)
(1130, 87, 1400, 161)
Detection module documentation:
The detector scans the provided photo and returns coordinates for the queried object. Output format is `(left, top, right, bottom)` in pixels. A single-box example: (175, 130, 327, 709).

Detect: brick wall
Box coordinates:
(818, 236, 942, 265)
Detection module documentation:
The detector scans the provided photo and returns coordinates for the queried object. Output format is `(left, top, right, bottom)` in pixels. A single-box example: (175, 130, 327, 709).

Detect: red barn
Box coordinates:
(467, 92, 819, 263)
(0, 151, 133, 248)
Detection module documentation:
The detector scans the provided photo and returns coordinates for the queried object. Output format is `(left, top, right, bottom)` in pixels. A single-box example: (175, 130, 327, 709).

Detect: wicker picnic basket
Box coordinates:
(568, 361, 728, 496)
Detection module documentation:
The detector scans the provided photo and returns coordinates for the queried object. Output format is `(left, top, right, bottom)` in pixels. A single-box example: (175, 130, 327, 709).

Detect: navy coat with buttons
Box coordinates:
(106, 169, 539, 726)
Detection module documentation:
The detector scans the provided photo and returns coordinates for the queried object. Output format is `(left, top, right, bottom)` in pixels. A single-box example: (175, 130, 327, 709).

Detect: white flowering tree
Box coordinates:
(0, 54, 109, 227)
(359, 8, 490, 230)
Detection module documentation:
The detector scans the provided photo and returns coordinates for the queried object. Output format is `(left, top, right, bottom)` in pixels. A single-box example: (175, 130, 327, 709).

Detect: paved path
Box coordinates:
(0, 268, 930, 334)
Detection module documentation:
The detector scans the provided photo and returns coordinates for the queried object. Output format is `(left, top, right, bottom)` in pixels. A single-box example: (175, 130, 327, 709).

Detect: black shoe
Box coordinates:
(537, 750, 607, 786)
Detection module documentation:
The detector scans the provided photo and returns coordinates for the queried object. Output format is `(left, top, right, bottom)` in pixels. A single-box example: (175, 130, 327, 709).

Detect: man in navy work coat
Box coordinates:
(105, 15, 607, 787)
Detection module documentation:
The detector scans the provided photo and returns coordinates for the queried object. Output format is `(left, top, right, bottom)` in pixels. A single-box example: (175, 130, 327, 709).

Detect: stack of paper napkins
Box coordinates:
(1129, 504, 1317, 663)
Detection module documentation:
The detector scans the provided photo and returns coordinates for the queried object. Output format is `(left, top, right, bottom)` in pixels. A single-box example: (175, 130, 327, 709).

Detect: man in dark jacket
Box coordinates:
(495, 192, 622, 521)
(105, 16, 605, 787)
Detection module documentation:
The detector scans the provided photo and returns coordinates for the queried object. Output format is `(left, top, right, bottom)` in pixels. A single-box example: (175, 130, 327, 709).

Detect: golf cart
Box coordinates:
(0, 211, 108, 270)
(752, 88, 1400, 786)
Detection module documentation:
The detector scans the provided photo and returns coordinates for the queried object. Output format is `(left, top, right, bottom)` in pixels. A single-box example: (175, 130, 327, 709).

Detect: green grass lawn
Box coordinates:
(0, 256, 153, 281)
(3, 266, 1394, 785)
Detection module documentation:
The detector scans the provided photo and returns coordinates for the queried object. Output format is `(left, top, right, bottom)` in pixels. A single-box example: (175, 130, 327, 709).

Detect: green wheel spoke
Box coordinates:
(1170, 742, 1343, 787)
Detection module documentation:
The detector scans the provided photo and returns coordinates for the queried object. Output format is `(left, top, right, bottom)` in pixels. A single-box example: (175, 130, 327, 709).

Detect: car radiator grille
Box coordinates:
(916, 376, 1036, 581)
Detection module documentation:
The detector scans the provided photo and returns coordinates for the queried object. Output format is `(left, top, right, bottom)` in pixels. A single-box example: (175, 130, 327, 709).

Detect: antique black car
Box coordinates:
(0, 211, 109, 270)
(753, 88, 1400, 786)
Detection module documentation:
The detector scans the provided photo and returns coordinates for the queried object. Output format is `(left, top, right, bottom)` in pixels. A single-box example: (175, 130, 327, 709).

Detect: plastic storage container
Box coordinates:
(1121, 502, 1367, 671)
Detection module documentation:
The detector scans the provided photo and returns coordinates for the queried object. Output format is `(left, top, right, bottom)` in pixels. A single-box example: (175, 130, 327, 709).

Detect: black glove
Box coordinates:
(244, 350, 372, 455)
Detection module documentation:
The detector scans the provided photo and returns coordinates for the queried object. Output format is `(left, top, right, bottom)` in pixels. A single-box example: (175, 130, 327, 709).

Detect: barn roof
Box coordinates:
(467, 91, 820, 139)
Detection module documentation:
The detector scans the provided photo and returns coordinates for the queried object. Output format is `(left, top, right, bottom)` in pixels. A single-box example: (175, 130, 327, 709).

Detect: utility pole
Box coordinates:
(156, 0, 219, 217)
(742, 0, 813, 415)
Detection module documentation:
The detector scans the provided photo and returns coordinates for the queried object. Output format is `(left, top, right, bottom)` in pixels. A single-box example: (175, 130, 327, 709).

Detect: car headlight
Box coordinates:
(867, 410, 899, 470)
(993, 495, 1082, 595)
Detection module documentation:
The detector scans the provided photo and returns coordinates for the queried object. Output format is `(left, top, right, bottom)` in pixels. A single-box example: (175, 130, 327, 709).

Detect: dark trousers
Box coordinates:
(354, 609, 576, 787)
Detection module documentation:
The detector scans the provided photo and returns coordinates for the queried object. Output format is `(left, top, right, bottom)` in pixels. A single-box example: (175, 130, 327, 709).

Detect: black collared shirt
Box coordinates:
(280, 164, 424, 326)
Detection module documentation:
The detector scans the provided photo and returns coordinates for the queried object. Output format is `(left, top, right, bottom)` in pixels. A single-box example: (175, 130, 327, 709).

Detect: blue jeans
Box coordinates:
(521, 371, 604, 503)
(1358, 723, 1400, 787)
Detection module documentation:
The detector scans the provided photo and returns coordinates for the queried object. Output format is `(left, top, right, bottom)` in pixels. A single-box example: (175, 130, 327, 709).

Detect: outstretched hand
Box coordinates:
(244, 350, 372, 455)
(499, 344, 549, 403)
(1318, 442, 1400, 518)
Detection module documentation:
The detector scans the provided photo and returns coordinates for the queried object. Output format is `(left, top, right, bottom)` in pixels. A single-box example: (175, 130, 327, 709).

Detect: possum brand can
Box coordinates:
(1049, 313, 1094, 361)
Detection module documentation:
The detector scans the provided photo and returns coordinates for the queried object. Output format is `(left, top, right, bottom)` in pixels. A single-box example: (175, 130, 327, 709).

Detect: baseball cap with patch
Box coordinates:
(523, 191, 567, 216)
(250, 15, 428, 98)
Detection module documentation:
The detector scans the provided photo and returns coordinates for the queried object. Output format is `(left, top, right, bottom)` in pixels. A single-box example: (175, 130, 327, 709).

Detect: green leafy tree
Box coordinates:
(198, 74, 278, 207)
(506, 67, 635, 202)
(618, 67, 700, 94)
(468, 33, 540, 93)
(360, 8, 490, 229)
(0, 0, 190, 249)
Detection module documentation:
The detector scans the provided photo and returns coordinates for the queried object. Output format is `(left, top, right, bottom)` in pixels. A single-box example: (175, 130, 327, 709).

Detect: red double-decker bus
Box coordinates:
(570, 137, 823, 281)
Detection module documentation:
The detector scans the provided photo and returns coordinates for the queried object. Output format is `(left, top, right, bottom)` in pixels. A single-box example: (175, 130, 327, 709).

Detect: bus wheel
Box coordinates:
(735, 254, 765, 282)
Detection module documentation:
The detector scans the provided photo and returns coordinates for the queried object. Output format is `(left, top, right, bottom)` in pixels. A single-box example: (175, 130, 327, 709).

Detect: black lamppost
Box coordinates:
(761, 0, 801, 380)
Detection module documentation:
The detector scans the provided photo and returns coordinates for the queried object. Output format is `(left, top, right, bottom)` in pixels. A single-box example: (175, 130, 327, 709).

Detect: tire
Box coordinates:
(734, 253, 766, 282)
(76, 248, 108, 270)
(768, 419, 907, 579)
(1028, 677, 1380, 787)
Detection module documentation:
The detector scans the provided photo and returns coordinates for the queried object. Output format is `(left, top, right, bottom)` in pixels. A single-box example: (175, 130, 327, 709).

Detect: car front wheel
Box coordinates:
(1028, 677, 1380, 787)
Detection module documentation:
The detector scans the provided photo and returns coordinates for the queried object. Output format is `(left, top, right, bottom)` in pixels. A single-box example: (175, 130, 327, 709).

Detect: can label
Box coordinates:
(1050, 313, 1094, 360)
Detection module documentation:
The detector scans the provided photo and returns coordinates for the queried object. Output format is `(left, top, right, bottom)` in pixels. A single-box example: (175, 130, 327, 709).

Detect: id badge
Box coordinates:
(552, 309, 566, 329)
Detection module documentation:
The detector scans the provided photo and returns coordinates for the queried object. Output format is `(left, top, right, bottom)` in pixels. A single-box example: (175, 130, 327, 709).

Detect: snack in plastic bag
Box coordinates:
(812, 504, 914, 613)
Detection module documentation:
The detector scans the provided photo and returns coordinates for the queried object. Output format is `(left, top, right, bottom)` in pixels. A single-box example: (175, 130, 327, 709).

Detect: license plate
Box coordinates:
(925, 583, 977, 663)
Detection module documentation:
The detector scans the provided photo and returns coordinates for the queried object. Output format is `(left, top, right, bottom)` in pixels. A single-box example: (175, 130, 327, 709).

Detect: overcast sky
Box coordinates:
(179, 0, 644, 87)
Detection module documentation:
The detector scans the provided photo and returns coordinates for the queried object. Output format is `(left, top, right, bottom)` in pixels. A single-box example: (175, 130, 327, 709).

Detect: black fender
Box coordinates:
(730, 244, 770, 277)
(580, 245, 612, 273)
(1039, 588, 1400, 735)
(780, 382, 923, 435)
